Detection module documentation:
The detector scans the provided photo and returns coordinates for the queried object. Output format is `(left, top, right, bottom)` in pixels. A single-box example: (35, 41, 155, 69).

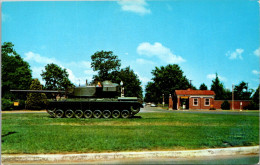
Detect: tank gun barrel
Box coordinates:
(10, 90, 66, 93)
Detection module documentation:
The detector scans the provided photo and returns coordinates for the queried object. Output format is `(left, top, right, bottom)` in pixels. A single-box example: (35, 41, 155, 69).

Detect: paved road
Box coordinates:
(140, 106, 260, 116)
(2, 107, 259, 116)
(9, 155, 257, 164)
(79, 155, 259, 164)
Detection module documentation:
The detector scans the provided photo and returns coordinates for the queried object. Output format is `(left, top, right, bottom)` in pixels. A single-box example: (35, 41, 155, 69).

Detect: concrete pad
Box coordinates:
(1, 146, 259, 164)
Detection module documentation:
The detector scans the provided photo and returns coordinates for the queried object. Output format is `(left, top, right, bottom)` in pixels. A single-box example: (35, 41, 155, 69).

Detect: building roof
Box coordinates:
(175, 89, 215, 96)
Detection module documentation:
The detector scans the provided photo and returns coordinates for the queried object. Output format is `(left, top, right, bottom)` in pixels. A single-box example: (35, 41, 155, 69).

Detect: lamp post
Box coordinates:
(162, 94, 165, 107)
(120, 81, 124, 97)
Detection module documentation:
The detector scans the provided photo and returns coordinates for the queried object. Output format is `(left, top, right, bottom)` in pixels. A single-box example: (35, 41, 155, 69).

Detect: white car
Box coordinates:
(150, 103, 157, 107)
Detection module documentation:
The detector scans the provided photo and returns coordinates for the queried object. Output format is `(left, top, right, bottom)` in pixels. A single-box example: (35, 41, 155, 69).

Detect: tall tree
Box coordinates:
(243, 86, 259, 110)
(252, 86, 259, 106)
(26, 79, 47, 110)
(251, 86, 259, 109)
(41, 63, 73, 90)
(91, 50, 121, 81)
(210, 73, 226, 100)
(234, 81, 252, 100)
(108, 66, 143, 98)
(144, 82, 157, 103)
(1, 42, 32, 99)
(199, 83, 208, 90)
(145, 64, 191, 103)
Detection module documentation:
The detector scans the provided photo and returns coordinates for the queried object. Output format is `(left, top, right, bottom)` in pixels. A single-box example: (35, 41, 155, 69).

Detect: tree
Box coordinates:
(252, 86, 259, 107)
(210, 73, 226, 100)
(244, 86, 259, 110)
(145, 64, 192, 103)
(1, 42, 32, 99)
(234, 81, 252, 100)
(41, 63, 73, 90)
(144, 82, 157, 103)
(26, 79, 47, 110)
(90, 51, 142, 97)
(108, 66, 143, 98)
(91, 50, 121, 81)
(199, 83, 208, 90)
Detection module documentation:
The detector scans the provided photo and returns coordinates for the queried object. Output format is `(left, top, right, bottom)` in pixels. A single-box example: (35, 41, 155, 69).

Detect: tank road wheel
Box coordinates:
(112, 110, 120, 118)
(47, 109, 55, 117)
(75, 110, 84, 118)
(84, 110, 93, 118)
(103, 110, 112, 119)
(93, 110, 102, 119)
(131, 106, 140, 114)
(65, 109, 74, 118)
(121, 110, 130, 118)
(55, 109, 64, 118)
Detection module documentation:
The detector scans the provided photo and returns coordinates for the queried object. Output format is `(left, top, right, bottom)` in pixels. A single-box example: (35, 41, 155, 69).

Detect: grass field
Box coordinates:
(1, 112, 259, 154)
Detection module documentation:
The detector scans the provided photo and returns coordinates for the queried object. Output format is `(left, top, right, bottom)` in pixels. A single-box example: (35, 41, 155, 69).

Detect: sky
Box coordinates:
(2, 0, 260, 93)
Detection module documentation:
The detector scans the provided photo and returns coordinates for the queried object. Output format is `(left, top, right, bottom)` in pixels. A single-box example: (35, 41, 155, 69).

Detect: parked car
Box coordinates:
(151, 103, 157, 107)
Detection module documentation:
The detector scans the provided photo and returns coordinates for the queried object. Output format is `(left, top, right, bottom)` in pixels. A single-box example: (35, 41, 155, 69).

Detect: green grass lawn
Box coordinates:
(1, 112, 259, 154)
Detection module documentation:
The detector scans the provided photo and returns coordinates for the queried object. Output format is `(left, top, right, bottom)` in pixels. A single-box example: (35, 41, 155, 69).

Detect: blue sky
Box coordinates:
(2, 0, 260, 92)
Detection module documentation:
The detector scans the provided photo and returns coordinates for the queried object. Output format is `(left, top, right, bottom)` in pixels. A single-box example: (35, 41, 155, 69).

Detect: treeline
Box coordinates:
(1, 42, 142, 110)
(144, 64, 259, 110)
(2, 42, 259, 110)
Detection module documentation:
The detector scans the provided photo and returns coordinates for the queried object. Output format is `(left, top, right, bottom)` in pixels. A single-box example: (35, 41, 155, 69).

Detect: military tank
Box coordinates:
(11, 81, 143, 119)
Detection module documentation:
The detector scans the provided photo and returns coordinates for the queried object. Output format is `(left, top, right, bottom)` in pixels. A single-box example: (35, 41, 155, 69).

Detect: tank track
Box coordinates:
(46, 107, 140, 119)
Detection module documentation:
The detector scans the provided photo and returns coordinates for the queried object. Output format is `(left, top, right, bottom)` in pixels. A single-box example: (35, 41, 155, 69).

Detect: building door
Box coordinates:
(180, 97, 189, 110)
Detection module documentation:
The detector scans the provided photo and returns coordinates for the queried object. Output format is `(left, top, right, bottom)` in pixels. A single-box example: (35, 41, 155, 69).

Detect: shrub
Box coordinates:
(221, 100, 230, 110)
(1, 98, 13, 110)
(243, 101, 259, 110)
(26, 79, 47, 110)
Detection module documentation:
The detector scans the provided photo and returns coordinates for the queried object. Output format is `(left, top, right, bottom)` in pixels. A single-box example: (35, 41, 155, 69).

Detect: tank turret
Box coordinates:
(66, 80, 120, 98)
(10, 80, 143, 119)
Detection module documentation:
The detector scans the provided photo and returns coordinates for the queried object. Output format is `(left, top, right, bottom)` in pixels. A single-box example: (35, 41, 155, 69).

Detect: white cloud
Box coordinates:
(67, 61, 91, 69)
(207, 74, 227, 81)
(252, 70, 260, 75)
(66, 68, 93, 86)
(24, 51, 58, 64)
(24, 51, 95, 86)
(118, 0, 151, 15)
(84, 69, 96, 75)
(137, 42, 186, 64)
(225, 48, 244, 60)
(31, 66, 45, 85)
(136, 58, 155, 65)
(135, 71, 151, 86)
(253, 47, 260, 57)
(66, 68, 84, 85)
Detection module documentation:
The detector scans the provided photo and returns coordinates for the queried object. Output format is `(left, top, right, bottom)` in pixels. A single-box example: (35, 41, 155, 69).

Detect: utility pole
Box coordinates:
(232, 84, 234, 110)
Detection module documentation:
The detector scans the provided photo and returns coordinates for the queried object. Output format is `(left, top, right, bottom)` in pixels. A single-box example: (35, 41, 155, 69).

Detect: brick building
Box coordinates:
(174, 89, 215, 110)
(172, 88, 251, 110)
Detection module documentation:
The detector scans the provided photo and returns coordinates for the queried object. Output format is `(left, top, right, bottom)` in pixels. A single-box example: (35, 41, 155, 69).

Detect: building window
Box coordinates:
(193, 98, 198, 106)
(205, 98, 210, 106)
